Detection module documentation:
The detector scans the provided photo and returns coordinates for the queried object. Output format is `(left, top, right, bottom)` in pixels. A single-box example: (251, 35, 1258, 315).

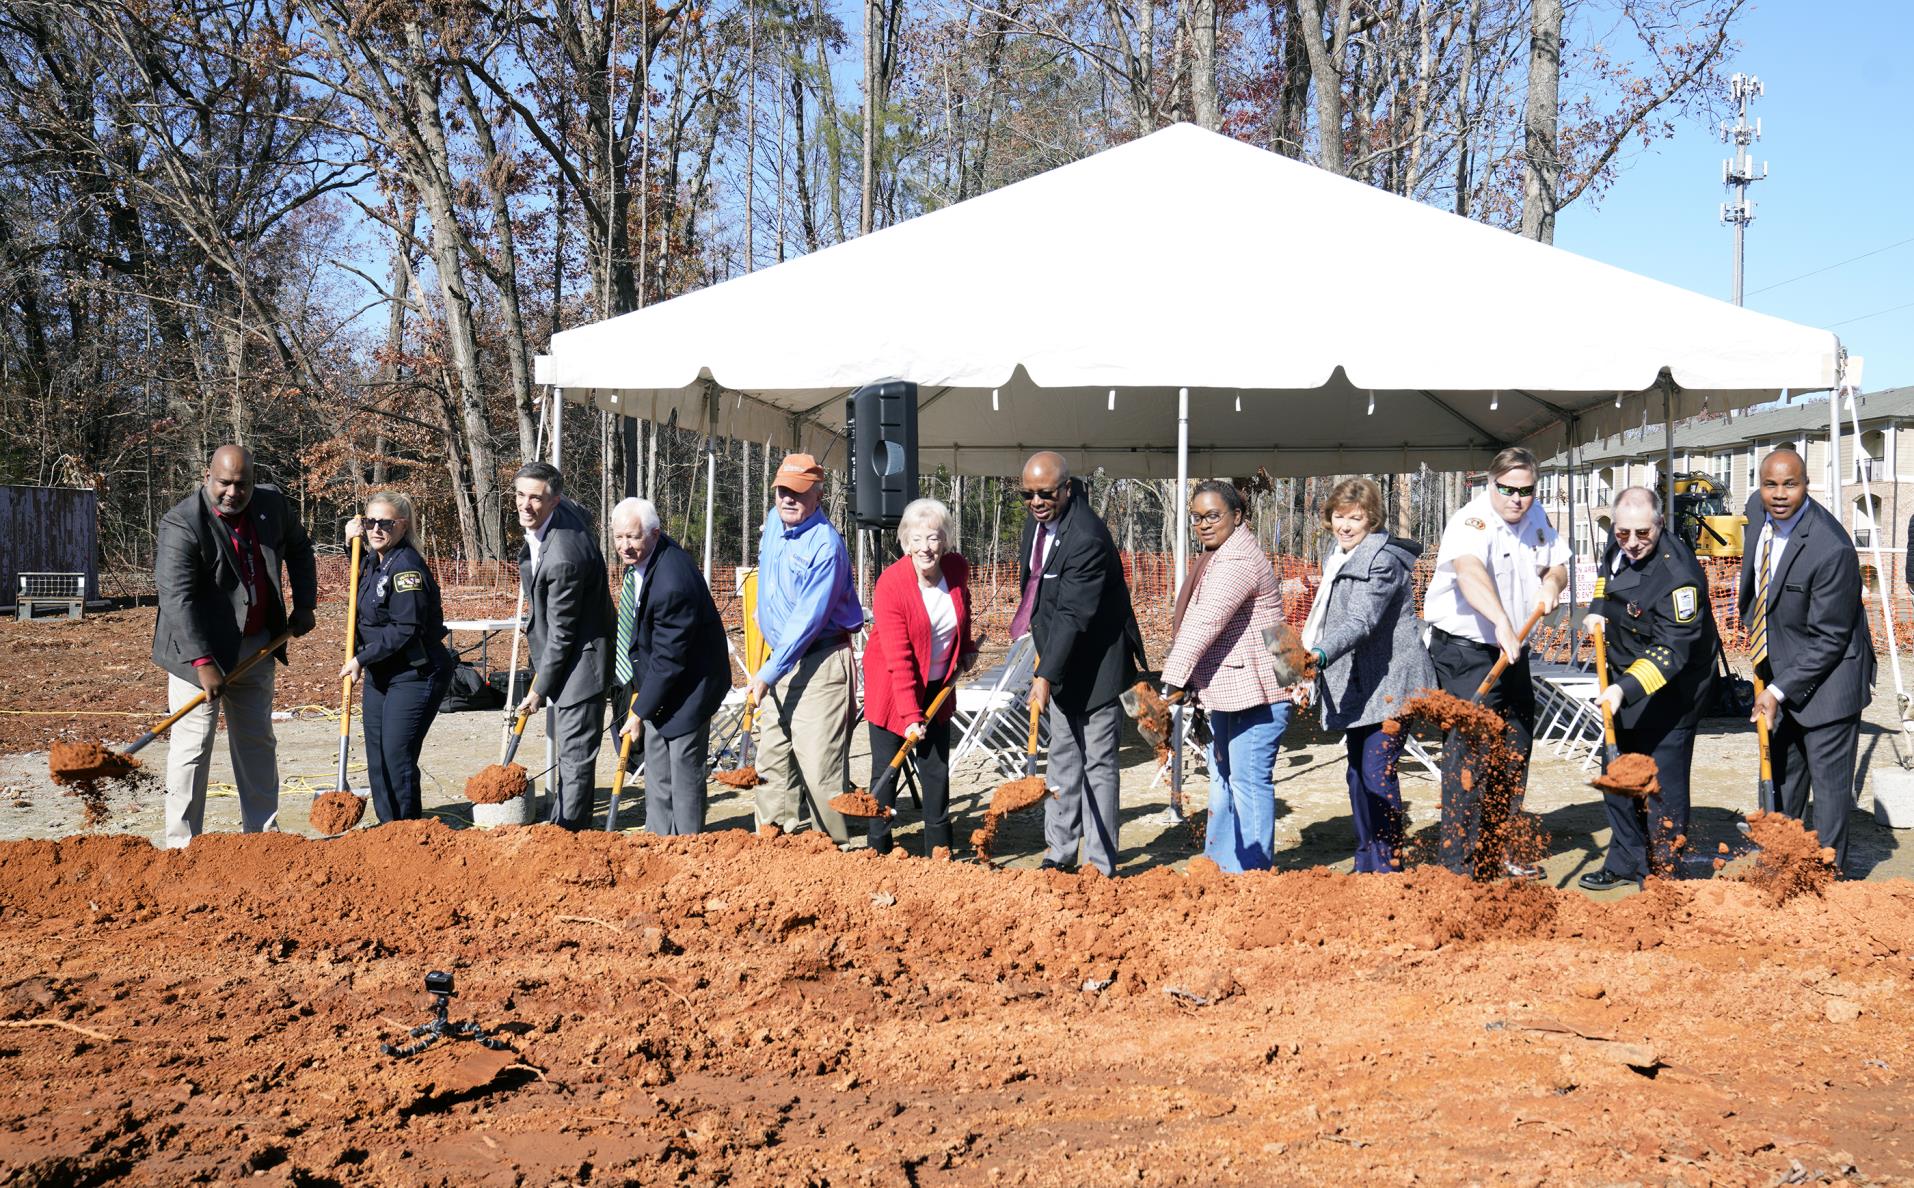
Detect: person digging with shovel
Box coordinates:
(1421, 447, 1568, 881)
(151, 444, 317, 848)
(1579, 486, 1717, 891)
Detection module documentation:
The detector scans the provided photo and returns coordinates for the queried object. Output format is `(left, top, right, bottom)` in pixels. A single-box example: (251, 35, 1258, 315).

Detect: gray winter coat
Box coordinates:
(1312, 532, 1437, 732)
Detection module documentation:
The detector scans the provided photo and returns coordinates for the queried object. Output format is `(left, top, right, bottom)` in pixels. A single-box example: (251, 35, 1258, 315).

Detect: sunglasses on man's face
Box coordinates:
(1615, 527, 1655, 541)
(1018, 486, 1062, 502)
(364, 517, 400, 532)
(1493, 482, 1537, 499)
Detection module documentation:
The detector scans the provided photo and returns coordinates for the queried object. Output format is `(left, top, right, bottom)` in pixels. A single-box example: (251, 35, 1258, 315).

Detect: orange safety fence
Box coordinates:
(101, 548, 1914, 665)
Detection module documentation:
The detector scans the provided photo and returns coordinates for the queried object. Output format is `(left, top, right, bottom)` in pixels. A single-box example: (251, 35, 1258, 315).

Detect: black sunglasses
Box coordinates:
(1615, 527, 1655, 541)
(1017, 486, 1062, 502)
(1493, 482, 1537, 498)
(364, 517, 400, 531)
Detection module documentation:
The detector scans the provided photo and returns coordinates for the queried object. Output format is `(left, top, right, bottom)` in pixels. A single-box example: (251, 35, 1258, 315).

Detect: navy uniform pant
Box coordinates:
(1600, 719, 1695, 882)
(363, 667, 448, 823)
(1428, 629, 1536, 879)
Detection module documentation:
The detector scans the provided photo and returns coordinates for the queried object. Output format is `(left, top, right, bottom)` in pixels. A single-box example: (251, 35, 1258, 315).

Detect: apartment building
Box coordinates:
(1535, 386, 1914, 563)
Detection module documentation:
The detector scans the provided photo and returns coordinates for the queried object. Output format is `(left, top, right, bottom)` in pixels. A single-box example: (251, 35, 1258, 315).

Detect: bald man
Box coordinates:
(151, 445, 317, 847)
(1739, 448, 1874, 873)
(1014, 451, 1146, 875)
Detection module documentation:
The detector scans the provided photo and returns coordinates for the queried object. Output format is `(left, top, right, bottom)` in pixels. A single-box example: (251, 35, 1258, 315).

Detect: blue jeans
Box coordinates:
(1345, 722, 1406, 873)
(1204, 702, 1291, 872)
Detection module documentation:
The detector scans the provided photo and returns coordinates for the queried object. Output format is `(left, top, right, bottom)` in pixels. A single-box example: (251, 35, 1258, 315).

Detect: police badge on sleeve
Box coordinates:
(1672, 586, 1698, 623)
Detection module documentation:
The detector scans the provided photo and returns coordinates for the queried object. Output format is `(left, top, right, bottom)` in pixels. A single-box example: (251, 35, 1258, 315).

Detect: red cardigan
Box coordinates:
(862, 553, 976, 735)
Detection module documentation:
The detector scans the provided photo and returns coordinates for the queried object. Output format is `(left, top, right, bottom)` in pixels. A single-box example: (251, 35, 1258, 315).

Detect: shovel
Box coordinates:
(51, 632, 294, 784)
(1587, 623, 1658, 798)
(1471, 604, 1548, 705)
(333, 533, 364, 793)
(1258, 620, 1315, 687)
(868, 685, 954, 810)
(1752, 675, 1775, 814)
(604, 692, 642, 831)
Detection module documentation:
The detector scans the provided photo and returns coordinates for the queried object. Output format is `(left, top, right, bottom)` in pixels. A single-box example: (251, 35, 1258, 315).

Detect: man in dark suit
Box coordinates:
(610, 497, 728, 835)
(1014, 450, 1146, 875)
(513, 462, 613, 830)
(151, 444, 317, 847)
(1741, 448, 1875, 872)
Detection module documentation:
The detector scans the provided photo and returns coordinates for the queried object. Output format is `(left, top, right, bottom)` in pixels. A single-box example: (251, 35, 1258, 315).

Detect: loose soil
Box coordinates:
(45, 742, 150, 828)
(1389, 689, 1549, 875)
(827, 789, 889, 819)
(1591, 751, 1661, 797)
(970, 775, 1049, 864)
(711, 766, 761, 789)
(309, 791, 366, 836)
(2, 825, 1911, 1184)
(1735, 810, 1839, 903)
(464, 764, 529, 805)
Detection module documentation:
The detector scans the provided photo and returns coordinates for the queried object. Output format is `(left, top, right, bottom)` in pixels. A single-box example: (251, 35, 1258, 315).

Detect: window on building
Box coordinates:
(1713, 453, 1733, 489)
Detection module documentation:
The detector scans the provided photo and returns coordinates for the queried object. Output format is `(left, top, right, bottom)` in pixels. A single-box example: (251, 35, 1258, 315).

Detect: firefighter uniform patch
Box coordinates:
(1672, 585, 1698, 623)
(1465, 517, 1486, 530)
(393, 570, 425, 593)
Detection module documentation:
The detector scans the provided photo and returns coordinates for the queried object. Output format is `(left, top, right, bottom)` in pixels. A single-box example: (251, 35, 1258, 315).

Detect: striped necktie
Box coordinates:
(1748, 529, 1771, 667)
(614, 567, 637, 685)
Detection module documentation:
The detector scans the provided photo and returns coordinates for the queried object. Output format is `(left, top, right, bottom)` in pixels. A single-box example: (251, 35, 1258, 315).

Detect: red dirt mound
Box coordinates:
(464, 763, 529, 805)
(308, 791, 365, 836)
(1735, 810, 1839, 903)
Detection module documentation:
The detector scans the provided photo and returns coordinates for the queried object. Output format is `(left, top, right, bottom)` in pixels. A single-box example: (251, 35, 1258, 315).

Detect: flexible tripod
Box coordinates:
(380, 972, 513, 1058)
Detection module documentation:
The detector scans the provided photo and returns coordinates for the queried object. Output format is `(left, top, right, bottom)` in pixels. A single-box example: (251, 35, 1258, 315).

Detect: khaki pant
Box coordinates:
(754, 641, 855, 842)
(162, 632, 280, 848)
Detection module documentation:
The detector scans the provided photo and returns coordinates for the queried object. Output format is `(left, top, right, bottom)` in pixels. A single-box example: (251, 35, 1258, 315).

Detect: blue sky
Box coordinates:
(1553, 0, 1913, 392)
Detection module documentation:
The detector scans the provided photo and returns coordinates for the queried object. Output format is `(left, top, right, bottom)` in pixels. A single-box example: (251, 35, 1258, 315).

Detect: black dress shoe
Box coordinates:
(1579, 869, 1638, 891)
(1039, 858, 1076, 873)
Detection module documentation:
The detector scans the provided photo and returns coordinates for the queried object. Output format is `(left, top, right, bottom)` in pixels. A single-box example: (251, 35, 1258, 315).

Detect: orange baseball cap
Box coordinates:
(773, 452, 825, 493)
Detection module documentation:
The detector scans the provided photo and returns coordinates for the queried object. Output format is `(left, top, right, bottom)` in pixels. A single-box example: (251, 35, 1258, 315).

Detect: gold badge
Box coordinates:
(1672, 585, 1698, 623)
(393, 570, 425, 593)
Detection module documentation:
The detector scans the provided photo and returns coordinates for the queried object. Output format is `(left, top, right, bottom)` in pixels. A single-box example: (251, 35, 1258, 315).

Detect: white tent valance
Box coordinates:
(543, 122, 1840, 478)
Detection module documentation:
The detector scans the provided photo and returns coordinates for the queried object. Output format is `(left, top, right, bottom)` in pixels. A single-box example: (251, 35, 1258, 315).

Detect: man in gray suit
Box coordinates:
(1741, 447, 1875, 872)
(151, 444, 317, 847)
(513, 462, 613, 831)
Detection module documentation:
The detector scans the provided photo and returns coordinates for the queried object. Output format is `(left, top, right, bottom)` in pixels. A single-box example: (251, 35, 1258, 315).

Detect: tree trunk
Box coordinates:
(1294, 0, 1354, 175)
(1519, 0, 1564, 243)
(1192, 0, 1219, 130)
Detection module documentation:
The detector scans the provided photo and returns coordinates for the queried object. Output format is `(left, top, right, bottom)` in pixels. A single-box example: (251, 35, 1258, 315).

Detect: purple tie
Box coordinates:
(1009, 527, 1048, 640)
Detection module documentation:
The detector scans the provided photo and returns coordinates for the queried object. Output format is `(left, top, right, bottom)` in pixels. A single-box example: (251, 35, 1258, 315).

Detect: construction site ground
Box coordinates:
(3, 606, 1913, 1183)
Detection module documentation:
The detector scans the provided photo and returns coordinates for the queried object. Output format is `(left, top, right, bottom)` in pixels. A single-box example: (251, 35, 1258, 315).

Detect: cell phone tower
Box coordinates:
(1719, 73, 1767, 307)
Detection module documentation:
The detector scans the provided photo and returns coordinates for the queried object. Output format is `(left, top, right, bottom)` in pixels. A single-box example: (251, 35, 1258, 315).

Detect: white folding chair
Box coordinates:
(951, 635, 1047, 779)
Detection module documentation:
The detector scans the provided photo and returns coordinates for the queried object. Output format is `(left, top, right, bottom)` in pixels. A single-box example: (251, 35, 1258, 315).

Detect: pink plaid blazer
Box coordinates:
(1160, 528, 1290, 712)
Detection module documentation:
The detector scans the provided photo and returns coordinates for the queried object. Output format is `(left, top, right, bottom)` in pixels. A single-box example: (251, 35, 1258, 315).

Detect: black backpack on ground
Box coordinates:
(441, 662, 503, 712)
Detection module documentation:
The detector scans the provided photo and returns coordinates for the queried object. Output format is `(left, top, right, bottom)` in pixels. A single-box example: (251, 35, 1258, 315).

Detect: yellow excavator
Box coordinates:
(1672, 472, 1745, 559)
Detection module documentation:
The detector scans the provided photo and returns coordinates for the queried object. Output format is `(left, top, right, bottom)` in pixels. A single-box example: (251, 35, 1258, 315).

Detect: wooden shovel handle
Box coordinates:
(1752, 676, 1773, 780)
(1592, 620, 1617, 748)
(889, 685, 955, 770)
(1025, 698, 1043, 755)
(610, 692, 642, 793)
(339, 534, 364, 740)
(1474, 604, 1548, 699)
(125, 632, 293, 756)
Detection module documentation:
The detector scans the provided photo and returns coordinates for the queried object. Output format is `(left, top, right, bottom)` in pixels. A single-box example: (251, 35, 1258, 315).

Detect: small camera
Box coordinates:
(424, 970, 454, 996)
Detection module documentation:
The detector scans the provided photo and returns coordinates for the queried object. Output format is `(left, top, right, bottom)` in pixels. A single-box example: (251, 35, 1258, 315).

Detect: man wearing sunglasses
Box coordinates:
(1423, 446, 1569, 880)
(1578, 486, 1717, 891)
(1012, 451, 1146, 875)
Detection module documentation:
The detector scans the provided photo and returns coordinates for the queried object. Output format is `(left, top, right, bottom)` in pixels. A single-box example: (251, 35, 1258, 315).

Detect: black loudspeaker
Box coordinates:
(847, 381, 918, 528)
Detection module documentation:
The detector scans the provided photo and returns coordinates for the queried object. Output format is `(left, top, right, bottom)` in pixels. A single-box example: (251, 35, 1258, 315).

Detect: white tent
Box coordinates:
(541, 122, 1843, 481)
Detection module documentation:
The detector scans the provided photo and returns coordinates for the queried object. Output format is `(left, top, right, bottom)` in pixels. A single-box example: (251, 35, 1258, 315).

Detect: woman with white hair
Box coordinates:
(861, 497, 978, 854)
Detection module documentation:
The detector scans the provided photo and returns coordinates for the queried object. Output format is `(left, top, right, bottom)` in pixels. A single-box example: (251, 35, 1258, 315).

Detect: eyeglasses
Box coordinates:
(1017, 486, 1062, 502)
(1189, 510, 1229, 527)
(1493, 482, 1537, 499)
(1615, 527, 1655, 541)
(364, 517, 399, 532)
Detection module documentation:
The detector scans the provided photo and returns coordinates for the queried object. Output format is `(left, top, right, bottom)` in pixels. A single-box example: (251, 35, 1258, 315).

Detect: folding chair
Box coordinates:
(951, 635, 1047, 780)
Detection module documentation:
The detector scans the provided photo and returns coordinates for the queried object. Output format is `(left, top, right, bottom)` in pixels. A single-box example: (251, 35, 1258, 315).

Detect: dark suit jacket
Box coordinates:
(151, 485, 316, 684)
(619, 533, 729, 739)
(1020, 478, 1146, 714)
(1738, 493, 1874, 727)
(521, 498, 613, 707)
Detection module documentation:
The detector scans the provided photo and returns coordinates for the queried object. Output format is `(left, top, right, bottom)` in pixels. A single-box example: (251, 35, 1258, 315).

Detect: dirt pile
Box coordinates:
(308, 791, 366, 836)
(1389, 689, 1549, 874)
(464, 763, 529, 805)
(969, 775, 1048, 864)
(827, 789, 888, 819)
(1735, 810, 1839, 903)
(44, 742, 150, 827)
(1591, 751, 1661, 797)
(1, 826, 1911, 1184)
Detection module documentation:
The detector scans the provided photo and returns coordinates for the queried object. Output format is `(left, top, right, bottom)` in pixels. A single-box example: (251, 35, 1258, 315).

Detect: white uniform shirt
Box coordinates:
(1423, 492, 1570, 644)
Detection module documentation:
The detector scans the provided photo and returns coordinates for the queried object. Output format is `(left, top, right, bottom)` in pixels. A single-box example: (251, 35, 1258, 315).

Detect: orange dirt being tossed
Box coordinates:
(463, 763, 529, 805)
(47, 741, 137, 785)
(1591, 751, 1661, 797)
(827, 789, 889, 819)
(308, 791, 365, 836)
(1389, 689, 1549, 875)
(970, 776, 1049, 864)
(711, 766, 761, 789)
(2, 825, 1910, 1184)
(1734, 810, 1839, 903)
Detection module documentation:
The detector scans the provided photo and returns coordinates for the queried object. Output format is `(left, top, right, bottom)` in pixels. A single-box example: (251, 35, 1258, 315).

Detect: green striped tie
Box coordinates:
(614, 568, 636, 685)
(1748, 530, 1770, 667)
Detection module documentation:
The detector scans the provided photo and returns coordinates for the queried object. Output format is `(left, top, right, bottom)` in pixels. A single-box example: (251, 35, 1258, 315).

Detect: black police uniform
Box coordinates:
(353, 541, 453, 823)
(1591, 531, 1718, 882)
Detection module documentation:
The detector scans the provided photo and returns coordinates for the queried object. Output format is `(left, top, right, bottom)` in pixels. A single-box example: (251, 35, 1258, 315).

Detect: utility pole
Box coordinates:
(1718, 73, 1766, 307)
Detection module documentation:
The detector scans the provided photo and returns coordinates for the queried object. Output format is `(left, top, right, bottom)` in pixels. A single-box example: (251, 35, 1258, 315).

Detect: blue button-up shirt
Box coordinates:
(755, 507, 864, 686)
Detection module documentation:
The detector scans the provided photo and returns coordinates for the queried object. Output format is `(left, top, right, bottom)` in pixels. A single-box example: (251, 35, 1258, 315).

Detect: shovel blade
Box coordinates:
(1117, 687, 1142, 718)
(1259, 622, 1311, 686)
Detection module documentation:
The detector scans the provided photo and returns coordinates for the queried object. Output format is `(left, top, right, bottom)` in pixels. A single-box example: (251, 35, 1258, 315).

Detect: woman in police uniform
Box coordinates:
(341, 493, 453, 823)
(1581, 485, 1718, 890)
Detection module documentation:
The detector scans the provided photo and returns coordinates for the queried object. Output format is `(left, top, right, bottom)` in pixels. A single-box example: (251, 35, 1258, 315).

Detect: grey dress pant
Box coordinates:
(545, 696, 605, 831)
(643, 720, 710, 836)
(1042, 699, 1125, 875)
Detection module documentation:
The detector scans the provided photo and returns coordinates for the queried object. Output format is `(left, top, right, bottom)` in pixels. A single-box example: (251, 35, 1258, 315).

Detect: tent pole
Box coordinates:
(703, 441, 717, 584)
(1169, 387, 1189, 818)
(1565, 414, 1578, 665)
(1662, 377, 1676, 516)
